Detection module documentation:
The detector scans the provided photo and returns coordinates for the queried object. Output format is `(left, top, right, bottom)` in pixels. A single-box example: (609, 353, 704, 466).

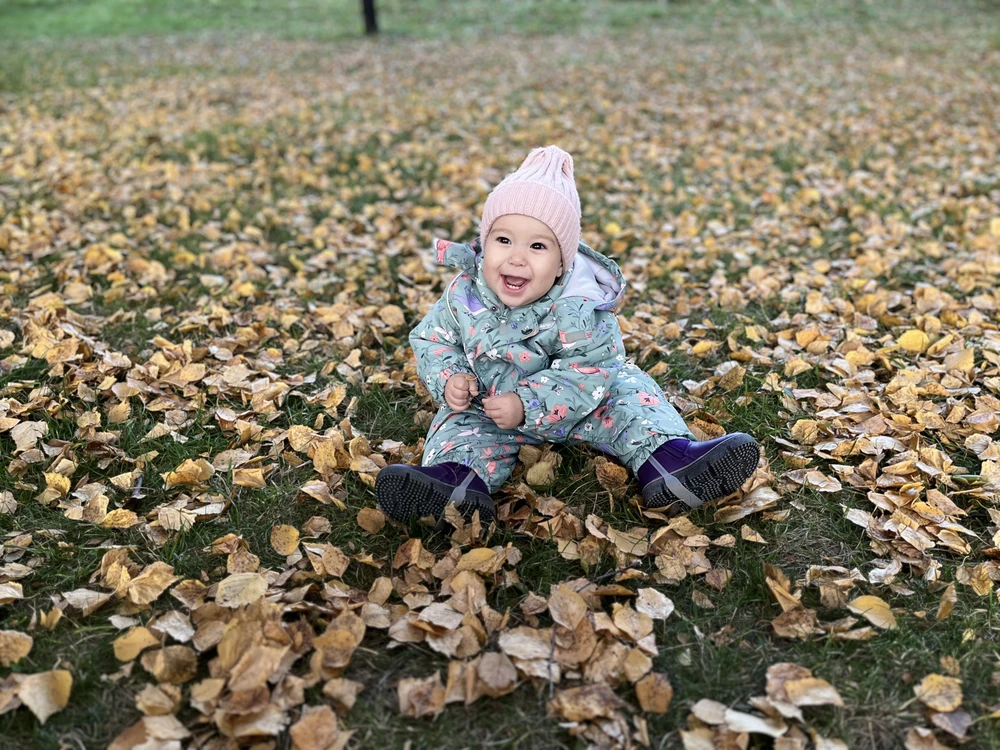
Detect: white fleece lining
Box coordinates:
(559, 253, 620, 305)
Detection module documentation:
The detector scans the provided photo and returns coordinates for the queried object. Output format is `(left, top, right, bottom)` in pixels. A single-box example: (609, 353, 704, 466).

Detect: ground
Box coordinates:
(1, 1, 999, 748)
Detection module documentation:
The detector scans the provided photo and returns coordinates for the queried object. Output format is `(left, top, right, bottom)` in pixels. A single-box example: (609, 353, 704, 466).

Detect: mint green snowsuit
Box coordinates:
(410, 236, 694, 493)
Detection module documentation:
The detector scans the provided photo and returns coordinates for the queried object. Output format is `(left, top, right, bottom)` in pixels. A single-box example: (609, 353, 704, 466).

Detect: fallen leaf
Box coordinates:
(846, 595, 897, 630)
(16, 670, 72, 724)
(914, 673, 963, 712)
(215, 572, 268, 608)
(397, 672, 445, 718)
(635, 672, 673, 713)
(0, 630, 33, 667)
(270, 524, 300, 555)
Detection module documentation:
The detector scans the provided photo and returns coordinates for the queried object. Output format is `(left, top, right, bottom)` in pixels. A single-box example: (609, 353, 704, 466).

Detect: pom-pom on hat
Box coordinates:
(479, 145, 581, 271)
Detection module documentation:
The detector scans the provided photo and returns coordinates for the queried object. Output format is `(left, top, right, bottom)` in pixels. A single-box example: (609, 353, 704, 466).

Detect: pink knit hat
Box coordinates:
(480, 145, 581, 271)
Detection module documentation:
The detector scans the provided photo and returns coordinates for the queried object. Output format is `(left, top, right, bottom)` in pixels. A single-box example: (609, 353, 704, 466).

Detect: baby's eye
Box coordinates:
(531, 242, 547, 250)
(497, 236, 510, 244)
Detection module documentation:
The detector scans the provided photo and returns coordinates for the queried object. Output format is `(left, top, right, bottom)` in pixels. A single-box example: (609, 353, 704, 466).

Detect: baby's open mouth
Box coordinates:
(502, 275, 529, 293)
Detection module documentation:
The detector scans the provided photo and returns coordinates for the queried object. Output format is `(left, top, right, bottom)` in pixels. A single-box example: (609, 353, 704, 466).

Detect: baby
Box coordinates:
(376, 145, 760, 525)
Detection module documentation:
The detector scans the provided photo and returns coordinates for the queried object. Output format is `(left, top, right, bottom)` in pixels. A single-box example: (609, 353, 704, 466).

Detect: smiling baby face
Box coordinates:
(482, 214, 563, 308)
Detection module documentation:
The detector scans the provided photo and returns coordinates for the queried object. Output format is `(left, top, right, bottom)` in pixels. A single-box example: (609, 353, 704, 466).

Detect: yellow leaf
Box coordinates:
(43, 472, 71, 496)
(635, 672, 673, 714)
(377, 304, 406, 331)
(108, 400, 131, 424)
(162, 458, 214, 487)
(16, 670, 72, 725)
(897, 329, 930, 354)
(456, 548, 500, 575)
(936, 582, 957, 621)
(0, 583, 22, 606)
(846, 595, 897, 630)
(0, 630, 33, 666)
(356, 507, 386, 534)
(270, 525, 300, 556)
(397, 672, 445, 719)
(233, 467, 266, 488)
(100, 508, 140, 529)
(127, 562, 178, 606)
(215, 572, 267, 608)
(548, 585, 588, 630)
(113, 627, 161, 662)
(914, 673, 963, 712)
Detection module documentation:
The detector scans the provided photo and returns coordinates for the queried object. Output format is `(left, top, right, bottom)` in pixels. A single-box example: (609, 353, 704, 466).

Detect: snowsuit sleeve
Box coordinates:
(514, 303, 624, 438)
(409, 282, 474, 404)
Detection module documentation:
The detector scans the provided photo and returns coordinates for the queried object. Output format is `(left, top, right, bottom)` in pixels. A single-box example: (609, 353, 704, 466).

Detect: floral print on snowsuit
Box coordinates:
(410, 236, 694, 493)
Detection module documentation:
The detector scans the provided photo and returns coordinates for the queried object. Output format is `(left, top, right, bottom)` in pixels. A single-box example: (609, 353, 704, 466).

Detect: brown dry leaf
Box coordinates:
(724, 708, 788, 737)
(635, 672, 673, 714)
(548, 585, 588, 630)
(135, 683, 182, 716)
(377, 304, 406, 330)
(356, 507, 386, 534)
(215, 572, 268, 608)
(127, 562, 179, 607)
(595, 460, 630, 496)
(270, 524, 301, 555)
(113, 627, 161, 662)
(846, 595, 897, 630)
(913, 674, 963, 712)
(525, 461, 555, 486)
(930, 709, 973, 741)
(10, 421, 48, 453)
(741, 525, 768, 544)
(323, 678, 365, 715)
(783, 677, 844, 707)
(0, 582, 24, 604)
(100, 508, 140, 529)
(936, 583, 958, 621)
(692, 590, 714, 609)
(16, 670, 72, 724)
(162, 458, 214, 487)
(62, 588, 112, 616)
(548, 684, 626, 721)
(635, 588, 674, 620)
(904, 727, 955, 750)
(476, 651, 518, 698)
(456, 547, 501, 575)
(300, 479, 346, 510)
(140, 646, 198, 684)
(397, 672, 445, 719)
(771, 608, 822, 639)
(233, 467, 267, 488)
(289, 704, 352, 750)
(0, 630, 33, 667)
(108, 716, 191, 750)
(0, 491, 17, 515)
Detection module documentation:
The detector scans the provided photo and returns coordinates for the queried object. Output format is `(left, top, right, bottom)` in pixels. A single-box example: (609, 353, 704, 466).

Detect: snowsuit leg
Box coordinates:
(566, 361, 694, 472)
(422, 405, 543, 493)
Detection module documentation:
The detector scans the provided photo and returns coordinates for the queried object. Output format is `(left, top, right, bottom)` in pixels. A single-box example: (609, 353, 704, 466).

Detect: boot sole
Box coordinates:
(642, 434, 760, 516)
(375, 464, 495, 525)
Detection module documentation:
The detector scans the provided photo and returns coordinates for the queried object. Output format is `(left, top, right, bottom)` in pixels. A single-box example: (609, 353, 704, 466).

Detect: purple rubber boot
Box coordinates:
(637, 433, 759, 516)
(375, 462, 494, 526)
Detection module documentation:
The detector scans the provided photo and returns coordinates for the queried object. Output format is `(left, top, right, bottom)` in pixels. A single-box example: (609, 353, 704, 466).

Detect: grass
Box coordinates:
(2, 0, 999, 747)
(2, 0, 999, 92)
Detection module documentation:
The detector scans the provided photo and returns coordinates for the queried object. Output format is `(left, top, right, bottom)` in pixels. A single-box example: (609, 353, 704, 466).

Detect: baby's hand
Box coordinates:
(445, 374, 478, 412)
(483, 393, 524, 430)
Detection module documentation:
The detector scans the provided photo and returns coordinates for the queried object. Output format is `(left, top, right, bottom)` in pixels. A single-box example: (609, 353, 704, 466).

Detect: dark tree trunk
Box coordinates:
(362, 0, 378, 35)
